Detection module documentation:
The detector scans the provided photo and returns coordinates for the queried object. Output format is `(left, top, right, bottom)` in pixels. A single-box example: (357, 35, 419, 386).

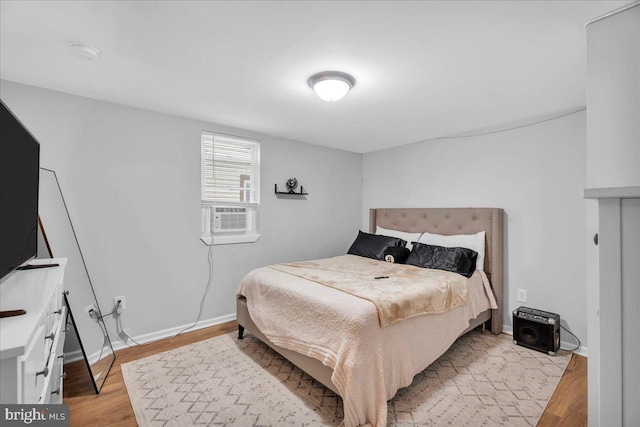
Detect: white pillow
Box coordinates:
(375, 226, 421, 251)
(418, 230, 486, 271)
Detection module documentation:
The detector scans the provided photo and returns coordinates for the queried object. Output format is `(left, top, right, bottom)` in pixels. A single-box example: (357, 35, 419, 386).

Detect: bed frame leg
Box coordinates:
(482, 322, 486, 333)
(238, 325, 245, 340)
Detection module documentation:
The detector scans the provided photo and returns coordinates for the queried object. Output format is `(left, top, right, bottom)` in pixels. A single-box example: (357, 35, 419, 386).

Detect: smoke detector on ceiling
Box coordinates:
(69, 42, 101, 61)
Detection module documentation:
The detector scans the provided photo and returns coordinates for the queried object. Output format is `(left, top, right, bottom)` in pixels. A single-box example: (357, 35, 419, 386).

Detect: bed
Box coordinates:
(236, 207, 503, 427)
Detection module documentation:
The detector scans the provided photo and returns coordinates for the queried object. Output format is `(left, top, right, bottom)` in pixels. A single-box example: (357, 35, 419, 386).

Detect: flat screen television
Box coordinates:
(0, 100, 40, 282)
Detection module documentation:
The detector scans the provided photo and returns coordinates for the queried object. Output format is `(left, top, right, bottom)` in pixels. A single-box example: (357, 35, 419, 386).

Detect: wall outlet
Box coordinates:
(517, 289, 528, 303)
(84, 304, 97, 318)
(114, 296, 126, 314)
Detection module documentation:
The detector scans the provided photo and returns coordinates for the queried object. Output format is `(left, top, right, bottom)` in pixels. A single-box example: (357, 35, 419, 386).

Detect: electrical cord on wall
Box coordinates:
(560, 324, 581, 352)
(88, 305, 119, 320)
(86, 300, 144, 347)
(80, 309, 110, 361)
(114, 241, 215, 347)
(90, 299, 144, 346)
(91, 311, 109, 338)
(93, 332, 109, 363)
(169, 241, 215, 337)
(87, 308, 110, 343)
(116, 312, 143, 346)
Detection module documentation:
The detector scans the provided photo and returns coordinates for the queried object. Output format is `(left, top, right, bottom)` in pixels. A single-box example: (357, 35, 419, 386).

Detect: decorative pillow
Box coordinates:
(347, 231, 406, 261)
(383, 246, 410, 264)
(418, 230, 485, 271)
(406, 242, 478, 278)
(376, 226, 421, 251)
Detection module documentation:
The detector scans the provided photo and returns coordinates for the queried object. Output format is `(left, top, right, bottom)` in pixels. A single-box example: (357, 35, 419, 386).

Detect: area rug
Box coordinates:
(122, 329, 570, 426)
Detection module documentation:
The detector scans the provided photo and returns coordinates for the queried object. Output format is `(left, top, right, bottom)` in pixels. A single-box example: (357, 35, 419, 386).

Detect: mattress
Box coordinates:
(236, 256, 497, 427)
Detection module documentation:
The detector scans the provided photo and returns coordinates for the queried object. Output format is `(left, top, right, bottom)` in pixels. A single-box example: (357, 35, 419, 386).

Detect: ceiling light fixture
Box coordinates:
(308, 71, 355, 102)
(69, 42, 101, 61)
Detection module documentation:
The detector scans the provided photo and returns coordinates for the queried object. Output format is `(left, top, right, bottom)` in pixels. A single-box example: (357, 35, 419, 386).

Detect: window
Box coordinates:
(201, 132, 260, 245)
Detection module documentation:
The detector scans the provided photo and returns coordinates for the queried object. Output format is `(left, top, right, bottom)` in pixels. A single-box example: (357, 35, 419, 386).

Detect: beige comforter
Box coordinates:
(270, 255, 469, 327)
(236, 256, 497, 427)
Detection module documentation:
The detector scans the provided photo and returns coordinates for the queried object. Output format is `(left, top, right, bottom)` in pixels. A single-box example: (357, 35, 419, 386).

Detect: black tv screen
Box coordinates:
(0, 100, 40, 281)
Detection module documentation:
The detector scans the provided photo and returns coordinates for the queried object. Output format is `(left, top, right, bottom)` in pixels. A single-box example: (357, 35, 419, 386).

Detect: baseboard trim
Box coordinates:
(110, 312, 237, 352)
(502, 324, 588, 357)
(63, 349, 84, 363)
(64, 313, 237, 364)
(66, 317, 586, 365)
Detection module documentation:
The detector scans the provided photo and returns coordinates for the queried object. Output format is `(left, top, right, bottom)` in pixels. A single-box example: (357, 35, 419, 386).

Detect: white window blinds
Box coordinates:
(201, 132, 260, 206)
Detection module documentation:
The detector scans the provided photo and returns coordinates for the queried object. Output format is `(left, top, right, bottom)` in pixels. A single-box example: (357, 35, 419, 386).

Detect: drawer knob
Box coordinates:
(61, 372, 67, 379)
(36, 366, 49, 378)
(58, 354, 65, 359)
(45, 332, 55, 341)
(53, 309, 62, 315)
(63, 290, 69, 296)
(51, 388, 60, 396)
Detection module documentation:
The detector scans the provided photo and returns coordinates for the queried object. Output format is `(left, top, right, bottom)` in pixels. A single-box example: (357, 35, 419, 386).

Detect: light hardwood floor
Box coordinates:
(63, 321, 587, 426)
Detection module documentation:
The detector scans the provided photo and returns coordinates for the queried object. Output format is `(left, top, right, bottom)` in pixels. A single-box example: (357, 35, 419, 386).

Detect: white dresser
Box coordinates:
(0, 258, 67, 404)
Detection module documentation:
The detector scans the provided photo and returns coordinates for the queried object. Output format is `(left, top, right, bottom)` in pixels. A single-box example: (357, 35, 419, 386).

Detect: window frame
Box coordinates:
(200, 131, 261, 245)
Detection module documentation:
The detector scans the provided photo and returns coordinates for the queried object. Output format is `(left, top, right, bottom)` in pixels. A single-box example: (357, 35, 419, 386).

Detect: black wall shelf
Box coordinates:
(274, 184, 308, 196)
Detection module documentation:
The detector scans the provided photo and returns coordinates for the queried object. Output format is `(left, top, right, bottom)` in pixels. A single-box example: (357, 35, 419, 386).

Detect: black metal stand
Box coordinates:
(64, 292, 102, 394)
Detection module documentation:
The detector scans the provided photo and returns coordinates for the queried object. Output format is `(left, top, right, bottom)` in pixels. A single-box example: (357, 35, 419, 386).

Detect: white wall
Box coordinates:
(362, 111, 589, 349)
(0, 80, 362, 345)
(586, 5, 640, 189)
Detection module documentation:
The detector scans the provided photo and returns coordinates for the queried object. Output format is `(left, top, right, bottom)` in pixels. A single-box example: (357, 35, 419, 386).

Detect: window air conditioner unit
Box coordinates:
(213, 207, 247, 232)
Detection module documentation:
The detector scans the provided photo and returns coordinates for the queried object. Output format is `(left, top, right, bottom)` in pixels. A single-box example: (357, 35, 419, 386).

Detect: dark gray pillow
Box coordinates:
(406, 242, 478, 277)
(347, 231, 406, 261)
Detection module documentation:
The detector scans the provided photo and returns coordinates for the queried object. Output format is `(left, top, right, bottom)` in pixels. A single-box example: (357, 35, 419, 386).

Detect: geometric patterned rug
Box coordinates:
(121, 329, 570, 426)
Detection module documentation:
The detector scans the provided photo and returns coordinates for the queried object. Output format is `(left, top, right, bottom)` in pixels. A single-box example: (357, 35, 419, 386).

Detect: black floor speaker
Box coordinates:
(513, 306, 560, 355)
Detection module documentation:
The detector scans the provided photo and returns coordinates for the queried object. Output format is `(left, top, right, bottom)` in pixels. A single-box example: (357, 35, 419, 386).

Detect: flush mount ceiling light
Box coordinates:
(308, 71, 355, 102)
(69, 42, 101, 60)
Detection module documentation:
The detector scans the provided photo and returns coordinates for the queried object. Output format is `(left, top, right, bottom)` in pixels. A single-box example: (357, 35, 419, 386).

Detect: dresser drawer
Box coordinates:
(51, 333, 66, 404)
(20, 324, 47, 404)
(43, 348, 65, 404)
(47, 297, 65, 350)
(53, 307, 66, 357)
(39, 306, 66, 404)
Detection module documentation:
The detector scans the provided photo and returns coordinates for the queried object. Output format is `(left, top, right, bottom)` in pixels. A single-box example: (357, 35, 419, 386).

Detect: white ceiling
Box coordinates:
(0, 1, 629, 153)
